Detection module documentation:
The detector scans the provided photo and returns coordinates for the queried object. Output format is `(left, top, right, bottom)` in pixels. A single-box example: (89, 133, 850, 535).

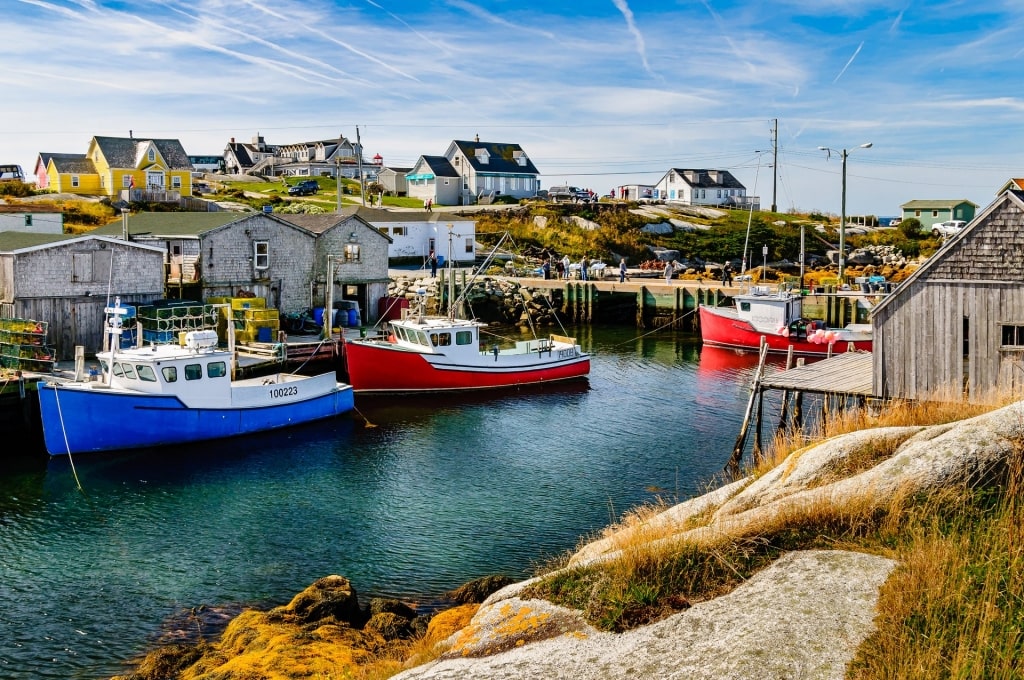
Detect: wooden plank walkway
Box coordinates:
(760, 350, 875, 396)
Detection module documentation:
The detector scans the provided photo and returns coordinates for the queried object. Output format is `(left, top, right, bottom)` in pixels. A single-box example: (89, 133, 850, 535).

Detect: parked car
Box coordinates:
(931, 220, 967, 237)
(288, 180, 319, 196)
(547, 185, 579, 202)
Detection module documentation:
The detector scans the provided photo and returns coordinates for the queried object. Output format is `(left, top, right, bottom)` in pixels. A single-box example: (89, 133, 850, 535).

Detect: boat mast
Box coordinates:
(447, 223, 455, 319)
(103, 296, 127, 386)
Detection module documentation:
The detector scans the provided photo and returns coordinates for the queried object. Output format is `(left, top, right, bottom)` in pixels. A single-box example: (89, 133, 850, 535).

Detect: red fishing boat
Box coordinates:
(698, 287, 872, 356)
(344, 302, 589, 393)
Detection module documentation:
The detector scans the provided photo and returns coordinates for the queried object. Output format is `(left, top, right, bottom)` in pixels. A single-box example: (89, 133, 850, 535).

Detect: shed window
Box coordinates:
(1000, 325, 1024, 347)
(24, 215, 32, 227)
(392, 226, 406, 236)
(344, 243, 361, 262)
(254, 240, 269, 270)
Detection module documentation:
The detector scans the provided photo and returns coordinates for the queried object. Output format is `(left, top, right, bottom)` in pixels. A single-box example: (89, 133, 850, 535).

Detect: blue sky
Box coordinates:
(2, 0, 1022, 216)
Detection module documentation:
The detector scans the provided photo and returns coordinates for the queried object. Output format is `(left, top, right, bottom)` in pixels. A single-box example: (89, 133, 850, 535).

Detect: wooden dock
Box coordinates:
(760, 350, 874, 396)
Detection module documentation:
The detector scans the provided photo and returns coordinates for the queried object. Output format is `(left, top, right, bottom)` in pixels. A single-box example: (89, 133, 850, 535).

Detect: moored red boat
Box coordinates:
(699, 286, 872, 355)
(345, 305, 589, 393)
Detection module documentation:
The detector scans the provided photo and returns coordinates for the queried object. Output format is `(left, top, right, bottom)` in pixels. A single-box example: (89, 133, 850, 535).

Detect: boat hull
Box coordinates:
(345, 340, 590, 393)
(38, 376, 354, 456)
(698, 305, 872, 355)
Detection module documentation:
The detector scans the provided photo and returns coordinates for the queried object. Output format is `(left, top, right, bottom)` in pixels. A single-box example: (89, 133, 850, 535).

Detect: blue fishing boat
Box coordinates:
(37, 298, 354, 456)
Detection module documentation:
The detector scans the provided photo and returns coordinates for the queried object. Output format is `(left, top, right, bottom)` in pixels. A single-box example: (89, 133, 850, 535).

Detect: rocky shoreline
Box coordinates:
(114, 398, 1024, 679)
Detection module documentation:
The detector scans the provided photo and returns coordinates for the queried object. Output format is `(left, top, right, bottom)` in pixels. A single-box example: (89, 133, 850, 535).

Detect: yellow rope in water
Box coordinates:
(352, 405, 377, 428)
(51, 383, 85, 493)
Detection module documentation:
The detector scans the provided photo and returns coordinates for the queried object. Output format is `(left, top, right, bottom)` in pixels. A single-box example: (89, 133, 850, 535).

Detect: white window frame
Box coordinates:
(172, 176, 182, 189)
(71, 175, 80, 188)
(344, 243, 361, 262)
(148, 148, 156, 162)
(253, 240, 269, 270)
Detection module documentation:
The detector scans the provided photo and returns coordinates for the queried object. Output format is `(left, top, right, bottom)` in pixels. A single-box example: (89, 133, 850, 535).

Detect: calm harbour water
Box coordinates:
(0, 326, 786, 679)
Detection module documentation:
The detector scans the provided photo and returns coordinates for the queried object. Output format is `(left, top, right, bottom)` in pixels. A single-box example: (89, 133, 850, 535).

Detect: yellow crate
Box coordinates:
(231, 297, 266, 310)
(242, 309, 278, 322)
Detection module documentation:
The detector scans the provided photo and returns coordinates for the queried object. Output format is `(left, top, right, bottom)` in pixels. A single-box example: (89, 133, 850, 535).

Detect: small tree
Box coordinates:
(898, 217, 923, 239)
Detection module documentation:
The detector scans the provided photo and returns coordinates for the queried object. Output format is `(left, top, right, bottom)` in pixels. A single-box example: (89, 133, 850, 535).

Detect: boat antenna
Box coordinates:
(452, 231, 514, 309)
(447, 224, 456, 320)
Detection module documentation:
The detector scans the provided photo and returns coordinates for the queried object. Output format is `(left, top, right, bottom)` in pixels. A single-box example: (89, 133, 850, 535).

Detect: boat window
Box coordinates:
(136, 365, 158, 382)
(112, 363, 125, 377)
(207, 361, 227, 378)
(433, 332, 451, 346)
(416, 331, 431, 346)
(121, 364, 138, 380)
(395, 326, 409, 342)
(162, 366, 177, 382)
(740, 302, 751, 312)
(184, 363, 203, 381)
(456, 331, 473, 345)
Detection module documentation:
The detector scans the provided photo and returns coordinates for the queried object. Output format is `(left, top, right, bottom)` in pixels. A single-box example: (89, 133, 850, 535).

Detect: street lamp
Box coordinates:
(818, 142, 872, 282)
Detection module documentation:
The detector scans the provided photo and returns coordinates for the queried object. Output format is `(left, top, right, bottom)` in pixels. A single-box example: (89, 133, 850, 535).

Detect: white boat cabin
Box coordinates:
(734, 288, 804, 333)
(387, 316, 560, 359)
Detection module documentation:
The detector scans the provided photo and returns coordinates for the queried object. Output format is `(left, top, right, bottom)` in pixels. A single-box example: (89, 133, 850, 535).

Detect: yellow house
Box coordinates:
(45, 136, 193, 198)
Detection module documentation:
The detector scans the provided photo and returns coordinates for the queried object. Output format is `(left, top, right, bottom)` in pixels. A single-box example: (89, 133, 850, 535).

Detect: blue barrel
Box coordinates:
(348, 308, 359, 326)
(337, 308, 348, 327)
(313, 306, 325, 326)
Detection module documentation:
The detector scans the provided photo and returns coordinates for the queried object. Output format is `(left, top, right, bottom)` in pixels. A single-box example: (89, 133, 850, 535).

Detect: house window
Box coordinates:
(444, 178, 450, 185)
(1000, 325, 1024, 347)
(392, 226, 406, 236)
(71, 175, 80, 188)
(24, 215, 32, 227)
(915, 210, 921, 217)
(932, 210, 939, 218)
(172, 176, 181, 189)
(344, 243, 361, 262)
(123, 175, 132, 188)
(465, 238, 473, 254)
(148, 148, 155, 162)
(254, 240, 269, 270)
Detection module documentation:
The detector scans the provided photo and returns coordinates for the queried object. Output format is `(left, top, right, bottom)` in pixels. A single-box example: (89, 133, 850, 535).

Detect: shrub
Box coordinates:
(898, 218, 923, 240)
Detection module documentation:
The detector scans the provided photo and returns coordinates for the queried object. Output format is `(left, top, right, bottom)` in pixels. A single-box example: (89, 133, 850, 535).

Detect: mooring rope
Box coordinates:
(51, 383, 85, 493)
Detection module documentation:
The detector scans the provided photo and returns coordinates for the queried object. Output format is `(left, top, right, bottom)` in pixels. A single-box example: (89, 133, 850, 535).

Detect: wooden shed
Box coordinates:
(872, 190, 1024, 403)
(0, 232, 165, 359)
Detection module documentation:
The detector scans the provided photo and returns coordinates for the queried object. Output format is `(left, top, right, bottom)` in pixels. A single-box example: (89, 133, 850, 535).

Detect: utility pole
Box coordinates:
(355, 126, 366, 207)
(771, 118, 778, 213)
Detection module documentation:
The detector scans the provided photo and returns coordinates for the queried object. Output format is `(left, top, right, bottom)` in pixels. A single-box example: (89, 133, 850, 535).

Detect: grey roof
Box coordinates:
(225, 142, 255, 167)
(279, 213, 392, 241)
(417, 156, 460, 177)
(91, 212, 250, 238)
(92, 136, 193, 170)
(343, 206, 458, 225)
(900, 199, 979, 209)
(37, 152, 83, 170)
(451, 140, 540, 175)
(50, 154, 96, 174)
(669, 169, 746, 189)
(0, 231, 77, 251)
(379, 166, 413, 174)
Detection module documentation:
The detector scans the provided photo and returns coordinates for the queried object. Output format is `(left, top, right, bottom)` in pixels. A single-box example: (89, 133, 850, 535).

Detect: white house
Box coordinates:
(406, 156, 462, 207)
(0, 205, 64, 234)
(346, 207, 476, 266)
(654, 169, 757, 209)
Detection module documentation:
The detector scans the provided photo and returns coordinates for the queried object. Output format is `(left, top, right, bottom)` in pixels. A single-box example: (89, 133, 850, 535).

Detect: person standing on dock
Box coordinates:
(722, 262, 733, 286)
(664, 260, 673, 284)
(580, 255, 589, 281)
(619, 258, 627, 283)
(429, 250, 438, 278)
(561, 254, 571, 280)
